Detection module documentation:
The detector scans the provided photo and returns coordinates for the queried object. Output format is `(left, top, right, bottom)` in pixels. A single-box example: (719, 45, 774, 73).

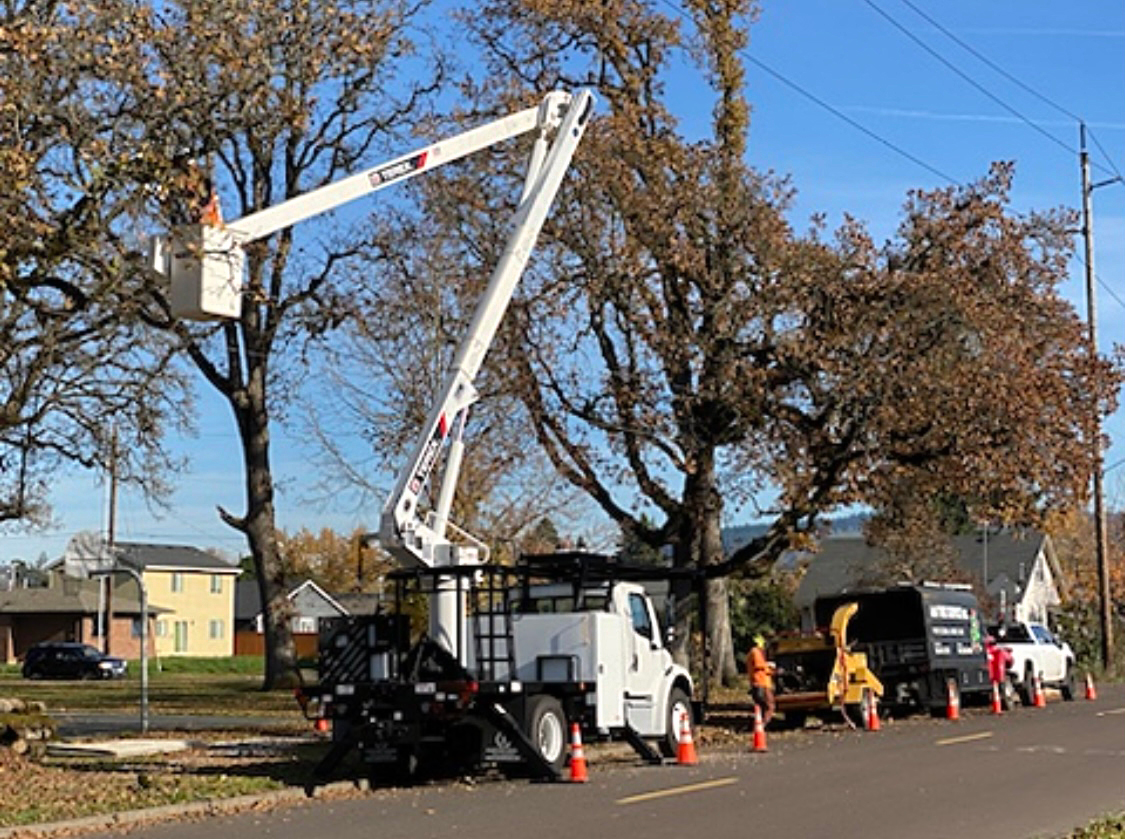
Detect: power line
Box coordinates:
(649, 0, 960, 184)
(895, 0, 1125, 184)
(862, 0, 1080, 162)
(740, 52, 959, 185)
(895, 0, 1082, 123)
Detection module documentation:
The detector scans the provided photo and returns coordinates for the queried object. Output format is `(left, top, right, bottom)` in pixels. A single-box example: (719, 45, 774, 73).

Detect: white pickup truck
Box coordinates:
(989, 621, 1076, 704)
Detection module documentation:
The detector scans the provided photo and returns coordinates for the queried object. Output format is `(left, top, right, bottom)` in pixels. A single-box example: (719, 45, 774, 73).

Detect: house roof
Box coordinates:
(113, 542, 239, 574)
(794, 535, 893, 607)
(234, 578, 381, 621)
(794, 530, 1054, 608)
(0, 582, 167, 615)
(333, 593, 381, 616)
(950, 530, 1050, 589)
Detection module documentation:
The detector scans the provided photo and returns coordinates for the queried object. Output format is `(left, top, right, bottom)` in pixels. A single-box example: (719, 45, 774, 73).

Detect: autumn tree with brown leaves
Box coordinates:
(0, 1, 191, 529)
(445, 0, 1119, 686)
(4, 0, 437, 688)
(116, 0, 440, 689)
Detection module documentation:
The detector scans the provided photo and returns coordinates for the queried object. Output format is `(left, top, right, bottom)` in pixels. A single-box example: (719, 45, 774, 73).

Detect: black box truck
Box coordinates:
(814, 583, 991, 714)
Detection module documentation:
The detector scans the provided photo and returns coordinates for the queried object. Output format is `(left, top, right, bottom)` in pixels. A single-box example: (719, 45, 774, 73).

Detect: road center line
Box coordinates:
(1095, 707, 1125, 717)
(616, 777, 738, 805)
(935, 731, 994, 747)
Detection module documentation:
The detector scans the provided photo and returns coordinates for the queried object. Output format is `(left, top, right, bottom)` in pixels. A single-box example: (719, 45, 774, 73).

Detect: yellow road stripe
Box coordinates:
(1095, 707, 1125, 717)
(616, 777, 738, 805)
(935, 731, 994, 747)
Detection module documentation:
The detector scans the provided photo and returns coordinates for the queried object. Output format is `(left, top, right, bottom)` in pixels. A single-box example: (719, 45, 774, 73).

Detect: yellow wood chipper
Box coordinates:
(769, 602, 883, 728)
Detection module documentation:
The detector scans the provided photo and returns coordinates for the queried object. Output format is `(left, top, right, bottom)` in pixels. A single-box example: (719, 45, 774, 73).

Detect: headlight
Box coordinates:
(98, 661, 112, 669)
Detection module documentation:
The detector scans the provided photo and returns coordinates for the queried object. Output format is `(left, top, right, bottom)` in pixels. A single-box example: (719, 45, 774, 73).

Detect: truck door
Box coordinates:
(621, 588, 661, 735)
(1030, 624, 1064, 681)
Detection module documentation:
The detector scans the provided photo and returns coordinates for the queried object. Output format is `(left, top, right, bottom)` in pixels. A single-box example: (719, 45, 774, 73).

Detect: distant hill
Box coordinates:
(722, 513, 868, 555)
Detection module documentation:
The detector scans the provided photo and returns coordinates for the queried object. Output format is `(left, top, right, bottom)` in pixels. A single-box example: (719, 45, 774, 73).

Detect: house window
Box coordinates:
(211, 575, 223, 594)
(209, 620, 224, 640)
(171, 572, 183, 593)
(155, 620, 167, 638)
(174, 621, 188, 652)
(294, 616, 317, 634)
(131, 618, 143, 638)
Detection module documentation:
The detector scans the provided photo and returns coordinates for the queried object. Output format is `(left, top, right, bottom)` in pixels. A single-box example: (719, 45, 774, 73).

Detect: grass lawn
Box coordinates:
(0, 661, 327, 827)
(0, 657, 302, 718)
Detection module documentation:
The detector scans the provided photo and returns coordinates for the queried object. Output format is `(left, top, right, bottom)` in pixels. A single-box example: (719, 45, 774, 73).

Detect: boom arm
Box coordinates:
(156, 91, 586, 321)
(158, 89, 595, 571)
(380, 90, 593, 569)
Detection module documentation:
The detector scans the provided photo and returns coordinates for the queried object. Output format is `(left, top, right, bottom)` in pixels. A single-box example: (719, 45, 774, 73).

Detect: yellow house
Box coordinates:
(113, 542, 240, 658)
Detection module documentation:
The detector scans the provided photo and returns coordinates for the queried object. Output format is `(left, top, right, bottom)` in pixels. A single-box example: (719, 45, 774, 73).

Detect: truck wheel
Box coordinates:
(1018, 664, 1035, 707)
(660, 687, 693, 758)
(1060, 665, 1075, 701)
(525, 694, 568, 773)
(1000, 677, 1017, 711)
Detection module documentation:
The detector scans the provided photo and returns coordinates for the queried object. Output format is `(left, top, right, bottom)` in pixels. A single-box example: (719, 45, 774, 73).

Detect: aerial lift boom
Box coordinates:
(155, 90, 595, 660)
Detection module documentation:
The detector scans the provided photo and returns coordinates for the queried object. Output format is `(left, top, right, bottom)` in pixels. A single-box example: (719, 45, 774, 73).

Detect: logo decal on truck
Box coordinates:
(368, 152, 429, 187)
(483, 732, 521, 763)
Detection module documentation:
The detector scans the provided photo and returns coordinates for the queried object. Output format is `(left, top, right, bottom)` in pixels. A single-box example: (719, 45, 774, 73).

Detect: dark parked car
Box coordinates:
(21, 642, 127, 680)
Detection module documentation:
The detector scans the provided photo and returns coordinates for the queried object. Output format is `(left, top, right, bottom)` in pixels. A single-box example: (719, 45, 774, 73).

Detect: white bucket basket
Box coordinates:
(168, 224, 244, 321)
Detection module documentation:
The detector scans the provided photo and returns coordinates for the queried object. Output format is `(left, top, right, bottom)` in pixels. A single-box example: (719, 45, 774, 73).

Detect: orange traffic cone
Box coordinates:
(677, 711, 699, 765)
(1033, 673, 1047, 708)
(990, 681, 1003, 715)
(1085, 672, 1098, 701)
(864, 690, 881, 732)
(751, 705, 768, 752)
(945, 679, 960, 721)
(568, 722, 588, 783)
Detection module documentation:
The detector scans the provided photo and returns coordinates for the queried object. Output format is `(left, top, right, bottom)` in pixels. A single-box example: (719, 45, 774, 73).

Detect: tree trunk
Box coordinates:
(679, 448, 738, 689)
(226, 356, 298, 691)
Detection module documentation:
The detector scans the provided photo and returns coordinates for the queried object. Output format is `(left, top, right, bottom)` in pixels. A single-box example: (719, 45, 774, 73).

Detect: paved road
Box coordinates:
(80, 697, 1125, 839)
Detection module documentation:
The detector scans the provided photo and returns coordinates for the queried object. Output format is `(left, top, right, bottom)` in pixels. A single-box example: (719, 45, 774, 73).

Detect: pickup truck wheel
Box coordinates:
(1000, 677, 1017, 711)
(525, 695, 567, 773)
(1019, 664, 1035, 707)
(1060, 666, 1075, 702)
(660, 687, 693, 758)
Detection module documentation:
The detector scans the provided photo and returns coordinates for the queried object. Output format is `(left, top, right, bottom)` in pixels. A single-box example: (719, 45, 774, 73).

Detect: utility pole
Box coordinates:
(1080, 123, 1114, 670)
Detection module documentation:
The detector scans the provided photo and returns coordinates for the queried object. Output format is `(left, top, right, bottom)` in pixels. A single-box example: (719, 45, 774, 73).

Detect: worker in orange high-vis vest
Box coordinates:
(747, 634, 776, 726)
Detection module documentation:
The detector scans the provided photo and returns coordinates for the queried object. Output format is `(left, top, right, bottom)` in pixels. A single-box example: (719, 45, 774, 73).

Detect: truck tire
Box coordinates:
(1019, 664, 1035, 707)
(1000, 677, 1017, 711)
(660, 687, 693, 758)
(525, 694, 568, 773)
(1060, 665, 1075, 701)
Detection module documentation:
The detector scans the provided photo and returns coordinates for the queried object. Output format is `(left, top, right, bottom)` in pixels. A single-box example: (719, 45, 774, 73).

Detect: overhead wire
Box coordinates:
(739, 53, 959, 185)
(862, 0, 1081, 162)
(862, 0, 1125, 313)
(894, 0, 1125, 184)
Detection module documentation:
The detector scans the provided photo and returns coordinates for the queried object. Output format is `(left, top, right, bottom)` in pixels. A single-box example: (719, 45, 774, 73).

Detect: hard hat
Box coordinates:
(753, 633, 766, 648)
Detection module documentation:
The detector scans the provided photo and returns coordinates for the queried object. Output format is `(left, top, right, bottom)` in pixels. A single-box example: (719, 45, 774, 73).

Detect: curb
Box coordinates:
(0, 780, 361, 839)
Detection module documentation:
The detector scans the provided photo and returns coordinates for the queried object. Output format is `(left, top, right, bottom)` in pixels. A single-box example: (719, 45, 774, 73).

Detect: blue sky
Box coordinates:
(4, 0, 1124, 565)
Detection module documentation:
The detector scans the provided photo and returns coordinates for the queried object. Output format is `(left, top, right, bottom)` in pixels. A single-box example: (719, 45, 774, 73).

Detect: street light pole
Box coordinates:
(93, 566, 148, 733)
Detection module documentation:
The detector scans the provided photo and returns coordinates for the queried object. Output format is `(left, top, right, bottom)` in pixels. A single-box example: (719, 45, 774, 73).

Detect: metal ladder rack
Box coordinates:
(470, 567, 517, 683)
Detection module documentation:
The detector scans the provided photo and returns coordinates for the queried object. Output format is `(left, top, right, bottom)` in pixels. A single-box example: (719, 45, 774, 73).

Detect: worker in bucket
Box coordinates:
(747, 633, 776, 726)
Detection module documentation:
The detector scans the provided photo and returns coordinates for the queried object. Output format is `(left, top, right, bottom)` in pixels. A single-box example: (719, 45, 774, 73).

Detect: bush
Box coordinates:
(1054, 600, 1125, 679)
